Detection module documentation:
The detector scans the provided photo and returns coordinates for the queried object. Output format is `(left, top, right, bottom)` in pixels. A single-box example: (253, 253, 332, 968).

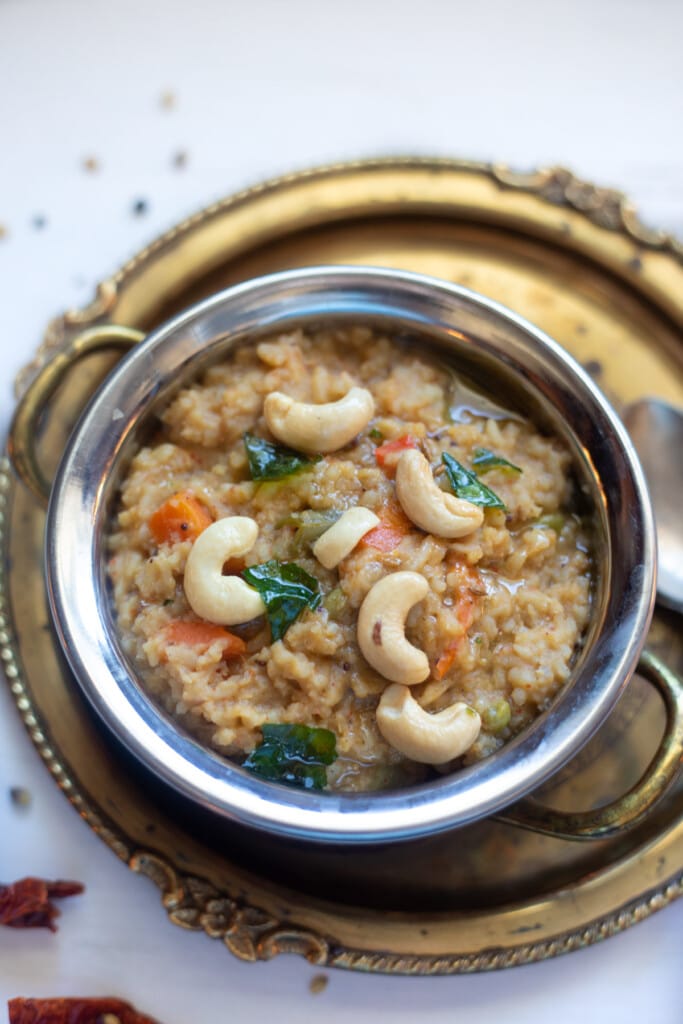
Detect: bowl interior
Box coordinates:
(45, 266, 655, 843)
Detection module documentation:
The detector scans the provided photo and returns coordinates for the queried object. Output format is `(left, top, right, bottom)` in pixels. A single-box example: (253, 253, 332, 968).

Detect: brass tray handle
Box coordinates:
(8, 325, 145, 507)
(497, 649, 683, 841)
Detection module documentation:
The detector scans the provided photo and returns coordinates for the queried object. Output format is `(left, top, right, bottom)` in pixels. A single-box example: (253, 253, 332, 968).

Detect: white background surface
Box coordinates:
(2, 0, 683, 1020)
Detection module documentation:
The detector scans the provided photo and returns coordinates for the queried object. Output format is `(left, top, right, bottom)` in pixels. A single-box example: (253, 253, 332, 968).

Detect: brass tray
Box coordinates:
(4, 158, 683, 973)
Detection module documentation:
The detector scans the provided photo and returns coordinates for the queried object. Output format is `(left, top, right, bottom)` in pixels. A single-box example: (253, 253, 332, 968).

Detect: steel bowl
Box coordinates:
(38, 266, 662, 844)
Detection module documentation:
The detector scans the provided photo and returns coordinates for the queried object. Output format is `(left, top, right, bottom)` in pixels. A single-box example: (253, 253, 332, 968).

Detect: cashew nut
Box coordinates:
(395, 449, 484, 538)
(357, 571, 430, 685)
(184, 516, 266, 625)
(312, 507, 380, 569)
(263, 386, 375, 454)
(376, 684, 481, 764)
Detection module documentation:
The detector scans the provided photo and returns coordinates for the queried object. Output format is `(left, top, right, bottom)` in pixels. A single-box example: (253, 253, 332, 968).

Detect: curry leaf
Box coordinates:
(442, 452, 506, 510)
(243, 433, 318, 481)
(242, 559, 322, 641)
(471, 447, 522, 475)
(243, 723, 337, 790)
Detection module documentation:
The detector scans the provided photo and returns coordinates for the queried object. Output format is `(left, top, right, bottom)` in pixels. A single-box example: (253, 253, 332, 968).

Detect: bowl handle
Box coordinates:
(8, 325, 145, 506)
(495, 649, 683, 841)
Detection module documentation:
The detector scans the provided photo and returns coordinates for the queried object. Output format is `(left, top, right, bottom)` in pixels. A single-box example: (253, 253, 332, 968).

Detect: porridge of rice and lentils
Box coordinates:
(107, 325, 594, 793)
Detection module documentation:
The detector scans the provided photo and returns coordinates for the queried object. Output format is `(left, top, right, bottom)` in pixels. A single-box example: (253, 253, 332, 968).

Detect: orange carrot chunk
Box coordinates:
(360, 524, 406, 553)
(433, 639, 464, 681)
(432, 571, 478, 679)
(148, 491, 213, 545)
(374, 434, 419, 473)
(165, 620, 246, 659)
(360, 504, 412, 553)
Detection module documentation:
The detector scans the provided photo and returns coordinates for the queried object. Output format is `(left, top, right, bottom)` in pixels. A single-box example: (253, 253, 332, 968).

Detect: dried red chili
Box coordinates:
(8, 998, 161, 1024)
(0, 878, 84, 931)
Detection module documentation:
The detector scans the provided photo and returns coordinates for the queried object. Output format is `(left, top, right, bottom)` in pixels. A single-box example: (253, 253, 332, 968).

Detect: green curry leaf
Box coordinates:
(243, 433, 318, 481)
(442, 452, 506, 510)
(243, 723, 337, 790)
(242, 559, 322, 641)
(471, 447, 522, 476)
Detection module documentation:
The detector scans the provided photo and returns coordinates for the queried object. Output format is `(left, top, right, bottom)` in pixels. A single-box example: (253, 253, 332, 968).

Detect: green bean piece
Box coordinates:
(279, 509, 342, 553)
(535, 512, 566, 534)
(482, 699, 511, 734)
(323, 586, 348, 619)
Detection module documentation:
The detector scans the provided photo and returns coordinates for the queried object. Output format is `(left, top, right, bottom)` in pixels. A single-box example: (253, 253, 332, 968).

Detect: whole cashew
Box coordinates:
(395, 449, 484, 538)
(184, 516, 266, 625)
(312, 506, 380, 569)
(357, 571, 430, 685)
(263, 386, 375, 454)
(376, 684, 481, 764)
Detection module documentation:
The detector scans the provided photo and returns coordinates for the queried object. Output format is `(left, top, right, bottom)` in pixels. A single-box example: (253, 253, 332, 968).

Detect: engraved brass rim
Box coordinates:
(3, 157, 683, 972)
(14, 157, 683, 402)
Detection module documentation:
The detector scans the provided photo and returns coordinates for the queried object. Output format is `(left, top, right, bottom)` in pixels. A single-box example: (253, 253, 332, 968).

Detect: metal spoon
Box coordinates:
(623, 398, 683, 613)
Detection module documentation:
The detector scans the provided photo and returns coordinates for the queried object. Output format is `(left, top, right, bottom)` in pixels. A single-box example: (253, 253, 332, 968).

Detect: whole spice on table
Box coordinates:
(8, 997, 161, 1024)
(9, 786, 32, 808)
(0, 877, 84, 931)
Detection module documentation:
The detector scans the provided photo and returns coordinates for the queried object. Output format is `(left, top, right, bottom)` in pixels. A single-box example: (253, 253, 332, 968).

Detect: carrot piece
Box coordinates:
(432, 567, 479, 679)
(165, 620, 246, 659)
(360, 524, 406, 552)
(433, 640, 463, 680)
(148, 491, 213, 545)
(360, 504, 412, 553)
(374, 434, 418, 474)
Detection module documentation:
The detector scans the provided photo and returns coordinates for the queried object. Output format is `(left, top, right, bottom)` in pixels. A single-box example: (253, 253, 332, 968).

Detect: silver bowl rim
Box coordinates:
(45, 265, 656, 844)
